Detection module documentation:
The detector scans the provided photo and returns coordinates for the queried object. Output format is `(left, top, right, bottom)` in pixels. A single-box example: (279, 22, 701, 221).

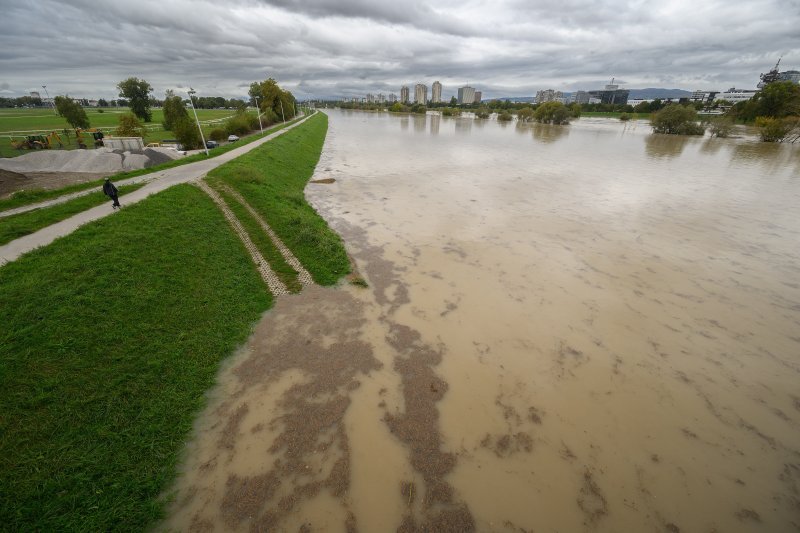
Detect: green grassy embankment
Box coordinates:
(0, 185, 272, 531)
(0, 111, 342, 530)
(216, 186, 302, 293)
(207, 111, 350, 285)
(0, 183, 145, 245)
(0, 114, 308, 213)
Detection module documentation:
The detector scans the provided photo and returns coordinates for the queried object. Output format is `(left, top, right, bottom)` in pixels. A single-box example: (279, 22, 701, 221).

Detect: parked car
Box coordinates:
(206, 140, 219, 149)
(227, 135, 239, 142)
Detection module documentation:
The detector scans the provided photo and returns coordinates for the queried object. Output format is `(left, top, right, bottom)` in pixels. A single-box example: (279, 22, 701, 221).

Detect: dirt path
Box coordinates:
(0, 171, 111, 198)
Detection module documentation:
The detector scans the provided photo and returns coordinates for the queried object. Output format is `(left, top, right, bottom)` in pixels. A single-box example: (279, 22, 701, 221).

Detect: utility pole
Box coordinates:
(253, 95, 264, 134)
(187, 88, 209, 156)
(279, 99, 286, 123)
(42, 85, 56, 115)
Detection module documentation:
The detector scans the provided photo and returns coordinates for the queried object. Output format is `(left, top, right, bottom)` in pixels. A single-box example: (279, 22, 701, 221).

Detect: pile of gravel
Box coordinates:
(0, 147, 183, 174)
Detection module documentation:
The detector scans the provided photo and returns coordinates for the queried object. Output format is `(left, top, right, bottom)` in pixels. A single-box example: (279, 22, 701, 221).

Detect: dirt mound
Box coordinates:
(0, 147, 183, 174)
(0, 168, 28, 197)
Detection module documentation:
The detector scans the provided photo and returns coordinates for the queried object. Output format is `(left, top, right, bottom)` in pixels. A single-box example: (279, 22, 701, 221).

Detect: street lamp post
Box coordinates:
(278, 99, 286, 123)
(187, 88, 209, 156)
(42, 85, 56, 115)
(253, 95, 264, 134)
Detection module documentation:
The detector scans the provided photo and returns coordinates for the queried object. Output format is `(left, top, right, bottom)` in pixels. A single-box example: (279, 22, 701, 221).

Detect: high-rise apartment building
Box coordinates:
(473, 91, 481, 103)
(400, 86, 410, 104)
(431, 81, 442, 103)
(535, 89, 564, 104)
(415, 84, 428, 104)
(388, 93, 397, 103)
(457, 86, 475, 104)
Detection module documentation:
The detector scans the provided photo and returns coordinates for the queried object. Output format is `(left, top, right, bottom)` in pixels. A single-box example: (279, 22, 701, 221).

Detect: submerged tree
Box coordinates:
(534, 101, 571, 125)
(651, 104, 704, 135)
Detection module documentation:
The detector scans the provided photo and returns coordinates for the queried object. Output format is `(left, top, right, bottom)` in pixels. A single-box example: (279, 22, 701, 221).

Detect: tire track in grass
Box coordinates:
(218, 183, 314, 287)
(196, 180, 288, 296)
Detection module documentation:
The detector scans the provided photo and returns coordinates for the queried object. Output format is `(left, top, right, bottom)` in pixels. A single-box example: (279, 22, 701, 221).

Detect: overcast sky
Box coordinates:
(2, 0, 798, 101)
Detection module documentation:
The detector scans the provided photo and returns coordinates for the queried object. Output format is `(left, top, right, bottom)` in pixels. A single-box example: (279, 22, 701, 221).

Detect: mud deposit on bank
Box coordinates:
(162, 111, 800, 532)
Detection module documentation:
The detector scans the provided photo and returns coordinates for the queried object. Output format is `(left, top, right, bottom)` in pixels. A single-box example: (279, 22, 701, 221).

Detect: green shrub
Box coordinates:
(497, 111, 513, 121)
(224, 115, 251, 136)
(755, 116, 797, 142)
(534, 102, 571, 124)
(708, 117, 734, 138)
(248, 114, 261, 131)
(651, 104, 704, 135)
(475, 107, 490, 119)
(173, 117, 202, 149)
(209, 128, 227, 142)
(619, 113, 631, 121)
(517, 107, 535, 122)
(115, 112, 146, 138)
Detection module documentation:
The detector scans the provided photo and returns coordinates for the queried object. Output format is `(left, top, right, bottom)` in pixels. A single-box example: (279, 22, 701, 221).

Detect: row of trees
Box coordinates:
(648, 81, 800, 142)
(45, 76, 298, 150)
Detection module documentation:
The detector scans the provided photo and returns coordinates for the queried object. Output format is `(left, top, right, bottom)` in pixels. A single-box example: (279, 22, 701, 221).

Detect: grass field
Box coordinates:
(0, 183, 145, 245)
(0, 113, 309, 213)
(0, 107, 253, 158)
(0, 111, 348, 530)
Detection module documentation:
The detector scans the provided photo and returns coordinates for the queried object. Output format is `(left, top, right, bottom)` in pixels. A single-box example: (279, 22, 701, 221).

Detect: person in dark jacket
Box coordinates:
(103, 177, 121, 209)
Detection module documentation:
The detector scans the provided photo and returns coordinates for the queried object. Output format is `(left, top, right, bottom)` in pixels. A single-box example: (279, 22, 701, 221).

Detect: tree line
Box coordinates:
(43, 77, 298, 150)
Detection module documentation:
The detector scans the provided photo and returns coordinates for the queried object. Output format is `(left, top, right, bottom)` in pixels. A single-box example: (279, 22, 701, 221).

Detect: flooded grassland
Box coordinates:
(162, 111, 800, 532)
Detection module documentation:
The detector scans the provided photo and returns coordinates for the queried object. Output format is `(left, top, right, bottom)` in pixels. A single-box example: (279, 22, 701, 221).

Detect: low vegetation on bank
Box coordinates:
(0, 111, 347, 530)
(206, 112, 349, 285)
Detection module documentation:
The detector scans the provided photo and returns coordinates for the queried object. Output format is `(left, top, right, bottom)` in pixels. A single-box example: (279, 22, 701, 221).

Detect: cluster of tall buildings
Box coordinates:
(396, 82, 481, 105)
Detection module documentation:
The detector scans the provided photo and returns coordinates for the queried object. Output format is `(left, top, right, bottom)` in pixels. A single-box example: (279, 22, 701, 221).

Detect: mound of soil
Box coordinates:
(0, 169, 28, 197)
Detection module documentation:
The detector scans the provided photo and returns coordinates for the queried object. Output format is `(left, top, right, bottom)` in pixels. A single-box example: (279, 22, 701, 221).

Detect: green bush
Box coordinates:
(708, 117, 734, 138)
(441, 107, 461, 117)
(224, 115, 251, 136)
(497, 111, 513, 121)
(517, 107, 535, 122)
(475, 107, 490, 119)
(115, 112, 146, 138)
(651, 104, 704, 135)
(619, 113, 631, 121)
(534, 102, 571, 124)
(755, 116, 797, 142)
(209, 128, 227, 142)
(248, 114, 261, 131)
(173, 117, 202, 149)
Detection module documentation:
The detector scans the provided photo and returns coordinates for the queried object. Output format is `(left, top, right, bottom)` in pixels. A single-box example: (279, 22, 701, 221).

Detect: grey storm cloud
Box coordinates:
(1, 0, 798, 100)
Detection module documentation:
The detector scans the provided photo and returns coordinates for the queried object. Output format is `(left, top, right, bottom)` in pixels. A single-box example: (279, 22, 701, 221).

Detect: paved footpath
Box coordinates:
(0, 114, 312, 266)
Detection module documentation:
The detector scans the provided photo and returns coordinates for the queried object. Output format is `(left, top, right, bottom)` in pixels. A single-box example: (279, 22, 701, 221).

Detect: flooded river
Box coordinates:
(163, 110, 800, 532)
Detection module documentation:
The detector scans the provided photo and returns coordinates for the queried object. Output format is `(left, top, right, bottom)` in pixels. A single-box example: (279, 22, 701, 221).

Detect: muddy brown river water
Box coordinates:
(162, 110, 800, 532)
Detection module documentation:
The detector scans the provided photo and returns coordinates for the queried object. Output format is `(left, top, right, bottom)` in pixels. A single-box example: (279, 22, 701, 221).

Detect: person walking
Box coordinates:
(103, 177, 121, 209)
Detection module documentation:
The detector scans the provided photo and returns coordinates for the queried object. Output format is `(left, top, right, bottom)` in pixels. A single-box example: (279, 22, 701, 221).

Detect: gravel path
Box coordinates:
(0, 115, 312, 265)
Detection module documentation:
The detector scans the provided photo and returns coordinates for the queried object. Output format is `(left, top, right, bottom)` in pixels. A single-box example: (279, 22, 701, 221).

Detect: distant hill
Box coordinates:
(492, 88, 692, 102)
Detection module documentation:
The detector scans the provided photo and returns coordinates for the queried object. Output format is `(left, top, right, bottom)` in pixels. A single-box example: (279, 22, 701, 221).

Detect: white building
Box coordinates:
(414, 84, 427, 104)
(714, 88, 758, 103)
(431, 81, 442, 103)
(457, 85, 475, 104)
